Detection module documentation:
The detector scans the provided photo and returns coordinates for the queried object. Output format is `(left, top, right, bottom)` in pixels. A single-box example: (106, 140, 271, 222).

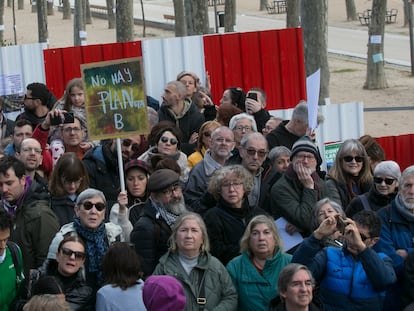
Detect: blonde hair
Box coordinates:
(23, 294, 71, 311)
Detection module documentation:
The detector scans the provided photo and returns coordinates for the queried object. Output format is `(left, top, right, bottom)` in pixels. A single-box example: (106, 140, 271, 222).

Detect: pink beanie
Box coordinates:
(143, 275, 186, 311)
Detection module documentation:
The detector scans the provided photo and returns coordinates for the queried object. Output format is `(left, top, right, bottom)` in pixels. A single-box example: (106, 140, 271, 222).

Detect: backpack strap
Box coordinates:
(7, 241, 23, 288)
(359, 194, 371, 211)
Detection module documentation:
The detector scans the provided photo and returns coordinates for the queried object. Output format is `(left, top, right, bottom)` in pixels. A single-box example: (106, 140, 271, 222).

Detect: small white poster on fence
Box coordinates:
(0, 73, 23, 96)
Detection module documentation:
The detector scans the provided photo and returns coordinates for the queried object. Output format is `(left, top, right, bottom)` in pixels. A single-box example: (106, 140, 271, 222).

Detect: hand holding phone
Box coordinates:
(247, 92, 258, 101)
(336, 215, 346, 235)
(50, 112, 75, 126)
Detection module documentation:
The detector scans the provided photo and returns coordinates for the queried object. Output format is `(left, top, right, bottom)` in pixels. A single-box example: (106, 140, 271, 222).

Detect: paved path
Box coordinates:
(87, 0, 411, 67)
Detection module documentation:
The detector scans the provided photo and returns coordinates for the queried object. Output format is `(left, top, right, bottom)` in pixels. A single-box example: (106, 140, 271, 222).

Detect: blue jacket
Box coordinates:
(374, 202, 414, 275)
(292, 234, 396, 311)
(226, 250, 292, 311)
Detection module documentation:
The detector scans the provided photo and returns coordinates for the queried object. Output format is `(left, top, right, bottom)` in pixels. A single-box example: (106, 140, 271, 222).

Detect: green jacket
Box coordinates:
(153, 251, 238, 311)
(9, 180, 59, 277)
(0, 246, 24, 311)
(226, 249, 292, 311)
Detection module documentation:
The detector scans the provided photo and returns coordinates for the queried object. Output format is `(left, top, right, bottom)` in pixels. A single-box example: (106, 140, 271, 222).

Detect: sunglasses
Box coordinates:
(81, 201, 106, 211)
(122, 139, 140, 152)
(61, 247, 86, 260)
(24, 94, 40, 100)
(343, 156, 364, 163)
(374, 177, 396, 185)
(245, 148, 268, 158)
(160, 136, 178, 145)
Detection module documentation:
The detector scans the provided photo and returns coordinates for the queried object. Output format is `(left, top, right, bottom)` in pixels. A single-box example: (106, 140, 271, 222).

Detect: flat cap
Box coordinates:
(147, 168, 180, 193)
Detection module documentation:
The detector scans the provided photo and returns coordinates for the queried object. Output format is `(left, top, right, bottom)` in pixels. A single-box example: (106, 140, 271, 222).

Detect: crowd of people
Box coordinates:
(0, 73, 413, 311)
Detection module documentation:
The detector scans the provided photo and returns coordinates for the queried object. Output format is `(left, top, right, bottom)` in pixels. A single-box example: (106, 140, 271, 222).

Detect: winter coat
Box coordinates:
(130, 199, 172, 276)
(158, 98, 205, 155)
(51, 195, 76, 227)
(345, 184, 396, 218)
(153, 251, 238, 311)
(326, 175, 372, 209)
(292, 234, 396, 311)
(7, 179, 59, 277)
(203, 198, 266, 265)
(270, 165, 330, 236)
(82, 144, 120, 209)
(265, 120, 298, 150)
(227, 250, 292, 311)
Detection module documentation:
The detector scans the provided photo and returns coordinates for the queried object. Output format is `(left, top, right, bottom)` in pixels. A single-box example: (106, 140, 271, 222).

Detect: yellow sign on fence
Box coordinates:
(81, 57, 148, 141)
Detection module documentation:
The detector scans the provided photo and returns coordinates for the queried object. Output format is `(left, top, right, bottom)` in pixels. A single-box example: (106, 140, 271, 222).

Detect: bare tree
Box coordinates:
(192, 0, 209, 34)
(74, 0, 85, 46)
(301, 0, 329, 105)
(224, 0, 236, 32)
(62, 0, 71, 20)
(260, 0, 267, 11)
(37, 0, 48, 43)
(345, 0, 357, 21)
(364, 0, 388, 89)
(116, 0, 133, 42)
(140, 0, 146, 37)
(0, 0, 4, 44)
(106, 0, 116, 29)
(85, 0, 92, 24)
(17, 0, 23, 10)
(47, 1, 54, 15)
(286, 0, 300, 28)
(173, 0, 186, 36)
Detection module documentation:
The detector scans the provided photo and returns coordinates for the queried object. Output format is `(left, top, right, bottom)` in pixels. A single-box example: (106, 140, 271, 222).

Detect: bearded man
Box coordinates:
(130, 169, 188, 276)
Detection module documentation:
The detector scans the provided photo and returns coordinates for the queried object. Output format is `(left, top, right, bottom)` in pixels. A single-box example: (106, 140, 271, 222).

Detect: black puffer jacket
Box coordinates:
(51, 195, 76, 227)
(130, 199, 172, 277)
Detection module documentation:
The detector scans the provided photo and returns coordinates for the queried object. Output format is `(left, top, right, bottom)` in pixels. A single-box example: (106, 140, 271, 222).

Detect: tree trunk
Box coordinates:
(301, 0, 329, 105)
(37, 0, 48, 43)
(17, 0, 23, 10)
(106, 0, 116, 29)
(260, 0, 267, 11)
(192, 0, 209, 34)
(74, 0, 85, 46)
(62, 0, 71, 20)
(224, 0, 236, 32)
(0, 0, 4, 44)
(140, 0, 146, 37)
(47, 0, 54, 15)
(364, 0, 388, 89)
(403, 0, 408, 27)
(85, 0, 92, 24)
(116, 0, 133, 42)
(173, 0, 186, 37)
(6, 0, 10, 8)
(184, 0, 194, 35)
(345, 0, 357, 21)
(286, 0, 300, 28)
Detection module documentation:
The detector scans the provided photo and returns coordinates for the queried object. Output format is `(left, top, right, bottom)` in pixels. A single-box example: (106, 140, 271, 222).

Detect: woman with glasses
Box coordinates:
(326, 139, 373, 209)
(29, 236, 94, 310)
(49, 153, 90, 227)
(346, 160, 401, 217)
(47, 188, 125, 294)
(227, 215, 292, 311)
(203, 165, 265, 265)
(187, 120, 221, 169)
(139, 124, 190, 182)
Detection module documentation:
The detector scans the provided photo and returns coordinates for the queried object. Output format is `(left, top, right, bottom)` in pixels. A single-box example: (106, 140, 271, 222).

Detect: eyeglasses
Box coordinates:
(295, 154, 315, 161)
(81, 201, 106, 211)
(222, 181, 244, 189)
(245, 148, 268, 158)
(122, 139, 140, 153)
(160, 136, 178, 145)
(21, 147, 42, 154)
(161, 183, 182, 196)
(60, 247, 86, 260)
(374, 177, 396, 185)
(203, 131, 211, 137)
(343, 156, 364, 163)
(62, 127, 82, 133)
(360, 233, 371, 242)
(214, 137, 234, 144)
(235, 125, 252, 132)
(24, 94, 40, 100)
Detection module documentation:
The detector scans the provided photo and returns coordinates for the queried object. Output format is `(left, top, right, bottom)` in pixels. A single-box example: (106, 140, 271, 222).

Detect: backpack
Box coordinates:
(7, 241, 24, 287)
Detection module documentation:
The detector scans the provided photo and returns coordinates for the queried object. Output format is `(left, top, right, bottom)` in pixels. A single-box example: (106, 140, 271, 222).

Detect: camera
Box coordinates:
(247, 92, 258, 101)
(50, 112, 75, 126)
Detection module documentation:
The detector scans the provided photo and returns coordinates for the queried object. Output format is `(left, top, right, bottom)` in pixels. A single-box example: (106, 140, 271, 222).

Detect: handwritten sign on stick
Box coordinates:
(81, 57, 148, 141)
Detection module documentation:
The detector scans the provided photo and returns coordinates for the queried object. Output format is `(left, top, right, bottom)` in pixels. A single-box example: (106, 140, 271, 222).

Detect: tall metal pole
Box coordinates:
(407, 0, 414, 75)
(12, 0, 17, 45)
(214, 0, 218, 33)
